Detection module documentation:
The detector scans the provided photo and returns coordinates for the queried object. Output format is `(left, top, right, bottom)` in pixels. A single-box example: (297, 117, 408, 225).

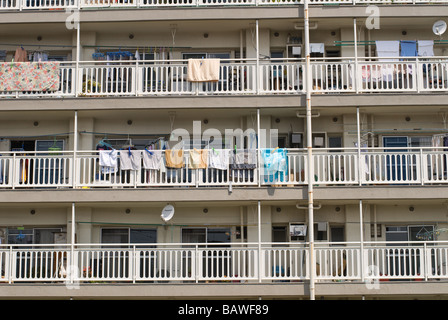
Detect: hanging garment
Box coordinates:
(375, 41, 400, 61)
(400, 41, 417, 57)
(418, 40, 434, 57)
(230, 149, 257, 170)
(120, 149, 141, 170)
(209, 149, 230, 170)
(187, 59, 220, 82)
(189, 148, 208, 169)
(165, 149, 184, 168)
(99, 149, 118, 173)
(142, 149, 163, 170)
(261, 148, 288, 183)
(262, 149, 288, 174)
(32, 51, 48, 62)
(14, 47, 28, 62)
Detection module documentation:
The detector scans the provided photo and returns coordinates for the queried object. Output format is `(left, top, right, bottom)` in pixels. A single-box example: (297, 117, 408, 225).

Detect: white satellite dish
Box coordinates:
(433, 20, 447, 36)
(161, 204, 175, 222)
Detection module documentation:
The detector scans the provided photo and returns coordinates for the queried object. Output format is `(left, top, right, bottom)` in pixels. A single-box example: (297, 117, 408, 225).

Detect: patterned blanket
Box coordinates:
(0, 62, 60, 92)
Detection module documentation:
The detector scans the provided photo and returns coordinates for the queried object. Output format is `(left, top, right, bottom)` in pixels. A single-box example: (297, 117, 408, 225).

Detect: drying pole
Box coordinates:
(304, 0, 315, 301)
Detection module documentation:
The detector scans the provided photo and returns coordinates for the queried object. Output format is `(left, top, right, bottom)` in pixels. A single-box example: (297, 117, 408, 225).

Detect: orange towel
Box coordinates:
(165, 149, 184, 168)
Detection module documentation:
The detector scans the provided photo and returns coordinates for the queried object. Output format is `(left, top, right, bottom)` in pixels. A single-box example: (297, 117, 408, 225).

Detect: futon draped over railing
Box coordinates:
(0, 62, 60, 92)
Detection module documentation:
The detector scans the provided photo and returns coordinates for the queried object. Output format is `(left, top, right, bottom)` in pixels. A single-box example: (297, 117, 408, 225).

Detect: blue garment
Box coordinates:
(261, 148, 288, 183)
(400, 41, 417, 57)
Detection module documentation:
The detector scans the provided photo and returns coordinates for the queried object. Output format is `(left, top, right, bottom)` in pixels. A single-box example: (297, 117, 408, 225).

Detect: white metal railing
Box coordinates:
(2, 241, 448, 284)
(1, 0, 446, 10)
(1, 58, 448, 99)
(2, 147, 448, 189)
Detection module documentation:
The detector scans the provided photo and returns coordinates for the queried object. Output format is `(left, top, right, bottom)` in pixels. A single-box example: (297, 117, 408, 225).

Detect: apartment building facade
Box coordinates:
(0, 0, 447, 300)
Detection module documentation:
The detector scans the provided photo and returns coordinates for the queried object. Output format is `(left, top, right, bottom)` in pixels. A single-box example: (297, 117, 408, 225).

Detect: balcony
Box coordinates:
(1, 58, 447, 101)
(1, 241, 447, 284)
(1, 147, 448, 190)
(0, 0, 446, 11)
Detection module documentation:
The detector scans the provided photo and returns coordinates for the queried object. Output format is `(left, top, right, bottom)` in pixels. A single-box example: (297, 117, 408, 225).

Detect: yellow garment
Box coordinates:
(187, 59, 220, 82)
(165, 149, 184, 168)
(189, 149, 208, 169)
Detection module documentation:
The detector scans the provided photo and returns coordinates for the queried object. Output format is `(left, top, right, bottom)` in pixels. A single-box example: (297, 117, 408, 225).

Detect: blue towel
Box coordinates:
(400, 41, 417, 57)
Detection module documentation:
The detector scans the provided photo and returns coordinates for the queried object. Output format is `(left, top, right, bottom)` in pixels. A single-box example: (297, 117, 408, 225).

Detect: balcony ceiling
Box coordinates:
(0, 16, 443, 35)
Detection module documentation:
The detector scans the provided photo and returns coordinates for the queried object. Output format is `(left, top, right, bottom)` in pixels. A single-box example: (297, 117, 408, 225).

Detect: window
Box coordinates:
(409, 225, 435, 241)
(385, 226, 408, 243)
(289, 223, 328, 241)
(8, 229, 33, 245)
(102, 228, 129, 244)
(181, 227, 230, 246)
(101, 228, 157, 246)
(7, 228, 62, 245)
(273, 226, 287, 243)
(314, 223, 328, 241)
(330, 226, 345, 243)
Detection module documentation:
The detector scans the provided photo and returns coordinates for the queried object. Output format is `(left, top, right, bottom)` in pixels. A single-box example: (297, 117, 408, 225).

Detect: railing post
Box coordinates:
(12, 153, 16, 190)
(8, 246, 13, 284)
(132, 245, 136, 284)
(195, 245, 200, 283)
(420, 148, 425, 185)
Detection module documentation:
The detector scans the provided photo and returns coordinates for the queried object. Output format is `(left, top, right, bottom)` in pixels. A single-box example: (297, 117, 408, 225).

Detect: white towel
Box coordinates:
(120, 150, 141, 170)
(376, 41, 400, 61)
(209, 149, 230, 170)
(187, 59, 220, 82)
(418, 40, 434, 57)
(99, 149, 118, 174)
(143, 149, 163, 170)
(99, 149, 118, 167)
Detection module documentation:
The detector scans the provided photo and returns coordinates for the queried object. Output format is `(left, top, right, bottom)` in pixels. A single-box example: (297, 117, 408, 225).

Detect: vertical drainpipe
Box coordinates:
(70, 202, 76, 284)
(256, 20, 259, 95)
(257, 108, 261, 187)
(73, 111, 78, 188)
(357, 107, 361, 186)
(75, 21, 80, 97)
(359, 200, 364, 282)
(354, 18, 359, 94)
(304, 0, 315, 301)
(258, 201, 262, 283)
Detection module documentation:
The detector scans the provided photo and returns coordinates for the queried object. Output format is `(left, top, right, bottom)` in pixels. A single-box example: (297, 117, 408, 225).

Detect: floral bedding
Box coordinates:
(0, 62, 60, 92)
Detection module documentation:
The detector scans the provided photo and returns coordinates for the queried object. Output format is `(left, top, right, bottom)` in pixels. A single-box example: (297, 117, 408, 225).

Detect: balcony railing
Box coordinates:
(1, 58, 446, 99)
(1, 241, 447, 284)
(0, 0, 446, 11)
(1, 147, 448, 189)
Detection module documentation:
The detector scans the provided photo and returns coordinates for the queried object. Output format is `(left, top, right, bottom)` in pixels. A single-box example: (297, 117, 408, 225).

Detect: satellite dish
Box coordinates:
(161, 204, 175, 222)
(433, 20, 447, 36)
